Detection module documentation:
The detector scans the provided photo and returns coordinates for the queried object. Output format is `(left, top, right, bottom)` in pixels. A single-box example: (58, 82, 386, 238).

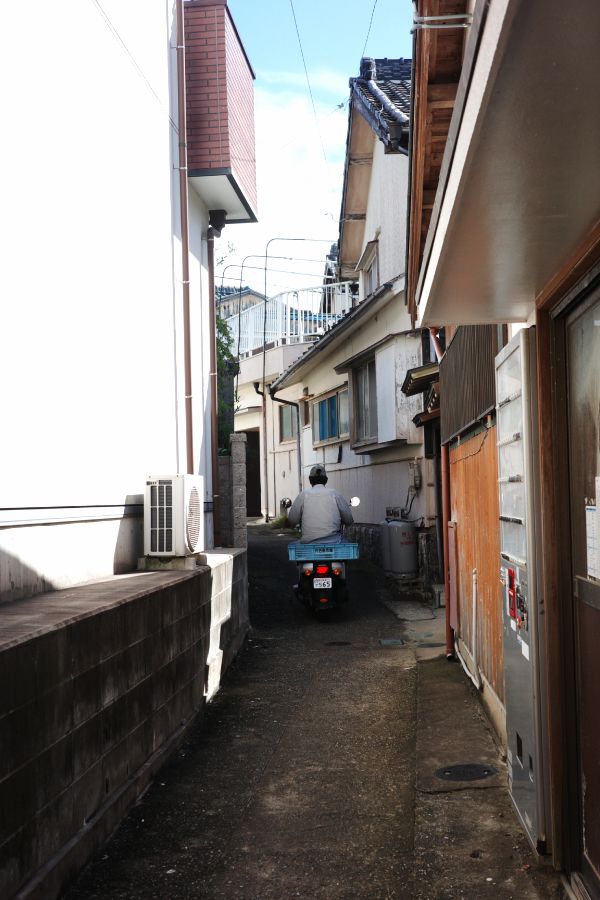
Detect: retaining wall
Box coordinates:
(0, 550, 248, 900)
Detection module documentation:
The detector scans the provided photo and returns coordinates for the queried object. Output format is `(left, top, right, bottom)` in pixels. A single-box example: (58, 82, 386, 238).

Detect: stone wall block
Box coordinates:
(231, 462, 246, 486)
(230, 432, 247, 462)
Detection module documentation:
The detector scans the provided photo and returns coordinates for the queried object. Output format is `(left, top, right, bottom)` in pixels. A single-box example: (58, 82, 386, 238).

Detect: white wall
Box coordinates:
(264, 294, 435, 526)
(0, 1, 213, 598)
(361, 145, 409, 292)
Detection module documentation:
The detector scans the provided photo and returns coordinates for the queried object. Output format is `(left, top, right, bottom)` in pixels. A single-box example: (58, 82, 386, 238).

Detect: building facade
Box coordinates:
(407, 2, 600, 895)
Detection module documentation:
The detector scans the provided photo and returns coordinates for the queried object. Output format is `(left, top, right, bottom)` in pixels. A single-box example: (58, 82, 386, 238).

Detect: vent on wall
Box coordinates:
(144, 475, 204, 557)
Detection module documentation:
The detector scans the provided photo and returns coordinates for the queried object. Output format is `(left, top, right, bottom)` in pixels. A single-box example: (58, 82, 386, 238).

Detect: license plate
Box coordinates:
(313, 577, 332, 589)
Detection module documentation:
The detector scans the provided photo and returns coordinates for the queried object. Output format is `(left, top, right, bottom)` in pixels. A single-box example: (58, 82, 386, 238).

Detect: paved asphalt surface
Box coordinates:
(65, 525, 564, 900)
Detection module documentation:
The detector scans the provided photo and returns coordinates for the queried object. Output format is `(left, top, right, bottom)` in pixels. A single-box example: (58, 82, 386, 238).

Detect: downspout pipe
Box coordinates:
(455, 568, 482, 689)
(176, 0, 193, 474)
(253, 381, 269, 521)
(206, 211, 226, 547)
(430, 326, 454, 660)
(207, 222, 221, 547)
(269, 387, 303, 496)
(441, 443, 454, 659)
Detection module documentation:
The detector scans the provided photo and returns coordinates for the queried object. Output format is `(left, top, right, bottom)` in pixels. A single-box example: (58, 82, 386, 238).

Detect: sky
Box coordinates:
(215, 0, 414, 298)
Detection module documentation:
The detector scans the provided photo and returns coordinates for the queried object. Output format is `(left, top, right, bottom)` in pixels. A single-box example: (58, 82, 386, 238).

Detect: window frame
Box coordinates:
(356, 238, 380, 299)
(311, 385, 349, 447)
(278, 403, 298, 443)
(365, 252, 379, 296)
(350, 358, 378, 447)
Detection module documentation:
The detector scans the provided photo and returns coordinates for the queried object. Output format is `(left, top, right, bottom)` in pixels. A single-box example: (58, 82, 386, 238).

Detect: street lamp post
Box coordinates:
(260, 237, 335, 521)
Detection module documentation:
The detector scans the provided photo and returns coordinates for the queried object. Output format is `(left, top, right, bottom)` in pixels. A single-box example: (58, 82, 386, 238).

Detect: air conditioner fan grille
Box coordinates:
(150, 481, 174, 553)
(186, 486, 202, 551)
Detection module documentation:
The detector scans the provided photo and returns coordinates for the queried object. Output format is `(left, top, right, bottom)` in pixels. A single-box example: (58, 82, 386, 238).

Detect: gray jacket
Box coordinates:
(287, 484, 354, 543)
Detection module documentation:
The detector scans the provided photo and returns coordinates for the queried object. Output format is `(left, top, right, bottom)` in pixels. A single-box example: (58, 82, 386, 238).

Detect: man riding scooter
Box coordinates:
(286, 465, 358, 614)
(287, 464, 354, 541)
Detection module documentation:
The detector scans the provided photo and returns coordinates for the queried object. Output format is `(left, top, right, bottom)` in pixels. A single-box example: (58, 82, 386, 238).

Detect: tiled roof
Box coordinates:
(350, 57, 412, 153)
(216, 285, 265, 301)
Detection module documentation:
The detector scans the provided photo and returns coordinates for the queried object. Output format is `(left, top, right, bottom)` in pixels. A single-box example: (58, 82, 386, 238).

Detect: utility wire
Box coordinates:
(361, 0, 380, 59)
(217, 267, 325, 281)
(288, 0, 329, 166)
(90, 0, 178, 132)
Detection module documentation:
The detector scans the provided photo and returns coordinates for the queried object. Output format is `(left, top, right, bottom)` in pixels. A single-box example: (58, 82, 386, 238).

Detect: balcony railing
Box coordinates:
(222, 283, 356, 357)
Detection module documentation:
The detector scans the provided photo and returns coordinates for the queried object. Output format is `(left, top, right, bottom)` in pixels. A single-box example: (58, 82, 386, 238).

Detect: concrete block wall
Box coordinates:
(345, 523, 382, 566)
(0, 551, 248, 900)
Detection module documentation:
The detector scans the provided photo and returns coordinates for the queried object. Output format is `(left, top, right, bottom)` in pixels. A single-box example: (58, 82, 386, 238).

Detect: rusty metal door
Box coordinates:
(566, 288, 600, 895)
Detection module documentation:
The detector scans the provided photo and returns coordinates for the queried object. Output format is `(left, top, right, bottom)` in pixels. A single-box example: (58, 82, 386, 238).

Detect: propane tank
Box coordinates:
(388, 519, 418, 577)
(379, 520, 392, 572)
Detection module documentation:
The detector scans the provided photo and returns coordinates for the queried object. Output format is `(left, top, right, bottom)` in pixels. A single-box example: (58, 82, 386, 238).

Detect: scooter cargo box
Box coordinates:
(288, 542, 359, 561)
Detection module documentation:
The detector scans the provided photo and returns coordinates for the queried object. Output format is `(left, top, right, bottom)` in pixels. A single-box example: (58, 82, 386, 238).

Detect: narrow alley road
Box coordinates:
(66, 527, 563, 900)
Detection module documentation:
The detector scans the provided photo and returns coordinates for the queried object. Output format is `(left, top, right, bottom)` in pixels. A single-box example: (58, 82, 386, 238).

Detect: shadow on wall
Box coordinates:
(113, 494, 144, 574)
(0, 496, 144, 604)
(0, 547, 55, 604)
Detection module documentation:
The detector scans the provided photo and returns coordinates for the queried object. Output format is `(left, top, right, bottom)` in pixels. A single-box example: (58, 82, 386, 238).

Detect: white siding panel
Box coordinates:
(376, 344, 397, 443)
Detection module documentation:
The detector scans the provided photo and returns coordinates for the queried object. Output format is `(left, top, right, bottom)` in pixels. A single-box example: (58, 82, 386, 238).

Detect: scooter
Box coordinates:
(282, 497, 360, 615)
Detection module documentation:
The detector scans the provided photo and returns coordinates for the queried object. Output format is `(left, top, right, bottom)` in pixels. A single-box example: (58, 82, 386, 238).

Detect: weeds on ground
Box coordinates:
(269, 514, 291, 529)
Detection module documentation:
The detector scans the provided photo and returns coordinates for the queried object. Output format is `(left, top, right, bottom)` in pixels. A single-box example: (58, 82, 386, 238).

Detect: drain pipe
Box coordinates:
(441, 443, 454, 659)
(175, 0, 193, 474)
(253, 382, 270, 521)
(455, 568, 482, 689)
(269, 387, 303, 496)
(207, 216, 226, 547)
(429, 327, 454, 660)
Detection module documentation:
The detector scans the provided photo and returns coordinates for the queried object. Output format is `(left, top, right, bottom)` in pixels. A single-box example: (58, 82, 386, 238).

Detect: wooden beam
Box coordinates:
(422, 189, 437, 209)
(535, 218, 600, 311)
(427, 82, 458, 102)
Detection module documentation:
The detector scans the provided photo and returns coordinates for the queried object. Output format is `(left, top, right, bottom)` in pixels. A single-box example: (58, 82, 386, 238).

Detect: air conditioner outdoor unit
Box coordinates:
(144, 474, 204, 557)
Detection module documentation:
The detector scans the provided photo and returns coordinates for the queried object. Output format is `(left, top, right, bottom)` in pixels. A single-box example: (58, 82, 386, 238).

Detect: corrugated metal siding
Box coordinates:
(440, 325, 498, 444)
(449, 426, 504, 703)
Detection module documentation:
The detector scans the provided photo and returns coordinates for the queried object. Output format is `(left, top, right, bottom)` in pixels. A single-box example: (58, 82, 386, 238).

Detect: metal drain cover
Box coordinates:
(379, 639, 405, 647)
(435, 763, 497, 782)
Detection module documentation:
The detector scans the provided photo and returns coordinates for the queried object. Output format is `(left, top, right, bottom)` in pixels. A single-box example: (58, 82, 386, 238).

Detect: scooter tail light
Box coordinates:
(319, 598, 329, 604)
(332, 562, 342, 576)
(302, 565, 313, 576)
(315, 564, 329, 575)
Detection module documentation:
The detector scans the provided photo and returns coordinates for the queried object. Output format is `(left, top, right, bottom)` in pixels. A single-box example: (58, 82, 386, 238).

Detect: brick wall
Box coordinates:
(185, 2, 230, 171)
(0, 554, 248, 899)
(184, 0, 257, 212)
(224, 10, 257, 213)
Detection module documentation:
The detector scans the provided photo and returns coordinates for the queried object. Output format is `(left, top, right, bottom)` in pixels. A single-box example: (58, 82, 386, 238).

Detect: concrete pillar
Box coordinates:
(230, 433, 247, 548)
(218, 456, 233, 546)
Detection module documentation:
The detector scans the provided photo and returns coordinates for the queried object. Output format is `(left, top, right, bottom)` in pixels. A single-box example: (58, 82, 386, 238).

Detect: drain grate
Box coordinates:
(379, 639, 405, 647)
(325, 641, 351, 647)
(435, 763, 497, 782)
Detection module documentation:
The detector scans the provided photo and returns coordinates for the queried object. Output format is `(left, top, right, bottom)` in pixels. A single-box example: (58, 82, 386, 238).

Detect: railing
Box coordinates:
(222, 282, 356, 357)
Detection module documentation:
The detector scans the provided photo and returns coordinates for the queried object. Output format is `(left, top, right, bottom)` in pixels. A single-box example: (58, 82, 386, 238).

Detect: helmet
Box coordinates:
(309, 464, 328, 486)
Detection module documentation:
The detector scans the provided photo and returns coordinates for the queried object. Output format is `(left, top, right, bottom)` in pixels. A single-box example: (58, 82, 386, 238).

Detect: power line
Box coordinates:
(90, 0, 178, 133)
(288, 0, 329, 167)
(361, 0, 380, 59)
(217, 267, 326, 282)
